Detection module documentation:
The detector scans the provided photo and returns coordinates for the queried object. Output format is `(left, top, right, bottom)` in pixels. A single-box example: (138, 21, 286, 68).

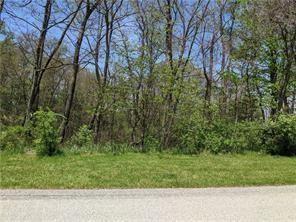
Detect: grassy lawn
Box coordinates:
(0, 152, 296, 188)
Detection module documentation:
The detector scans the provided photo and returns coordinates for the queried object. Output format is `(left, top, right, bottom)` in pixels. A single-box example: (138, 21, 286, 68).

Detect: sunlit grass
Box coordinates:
(1, 152, 295, 188)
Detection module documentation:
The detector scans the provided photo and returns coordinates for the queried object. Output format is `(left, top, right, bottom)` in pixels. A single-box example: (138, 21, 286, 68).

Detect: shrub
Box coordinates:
(33, 110, 61, 156)
(71, 125, 93, 147)
(178, 123, 206, 154)
(174, 112, 207, 154)
(236, 121, 263, 152)
(143, 136, 161, 152)
(262, 114, 296, 156)
(175, 117, 263, 154)
(205, 121, 263, 154)
(0, 125, 28, 153)
(204, 121, 227, 153)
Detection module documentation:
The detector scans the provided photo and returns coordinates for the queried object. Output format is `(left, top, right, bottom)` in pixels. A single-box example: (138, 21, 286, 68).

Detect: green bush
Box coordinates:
(175, 117, 263, 154)
(236, 121, 263, 152)
(143, 136, 161, 152)
(204, 121, 227, 153)
(33, 110, 61, 156)
(205, 121, 263, 154)
(202, 121, 236, 154)
(174, 113, 207, 154)
(178, 124, 206, 154)
(262, 114, 296, 156)
(0, 125, 28, 153)
(71, 125, 93, 147)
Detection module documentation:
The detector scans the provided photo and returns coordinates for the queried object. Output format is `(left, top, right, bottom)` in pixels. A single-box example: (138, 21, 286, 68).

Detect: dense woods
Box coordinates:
(0, 0, 295, 155)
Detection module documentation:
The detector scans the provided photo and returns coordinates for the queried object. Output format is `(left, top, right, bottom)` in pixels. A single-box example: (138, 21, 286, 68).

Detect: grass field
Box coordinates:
(1, 152, 296, 188)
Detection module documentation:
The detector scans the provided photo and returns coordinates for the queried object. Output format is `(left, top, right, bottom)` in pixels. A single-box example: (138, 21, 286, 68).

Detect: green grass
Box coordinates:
(1, 152, 296, 188)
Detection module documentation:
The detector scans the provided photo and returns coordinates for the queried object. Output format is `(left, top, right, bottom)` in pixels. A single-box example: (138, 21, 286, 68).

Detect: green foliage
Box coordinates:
(204, 121, 262, 154)
(0, 126, 28, 153)
(262, 114, 296, 156)
(175, 115, 263, 154)
(0, 38, 31, 125)
(235, 121, 263, 152)
(71, 125, 93, 147)
(177, 120, 206, 154)
(33, 110, 61, 156)
(1, 0, 295, 160)
(143, 136, 161, 152)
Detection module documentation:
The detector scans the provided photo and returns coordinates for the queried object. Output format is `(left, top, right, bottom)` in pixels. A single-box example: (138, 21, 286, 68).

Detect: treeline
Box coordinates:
(0, 0, 295, 155)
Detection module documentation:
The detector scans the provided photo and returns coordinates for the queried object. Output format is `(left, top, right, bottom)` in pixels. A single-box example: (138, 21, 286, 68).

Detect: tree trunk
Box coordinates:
(24, 0, 82, 125)
(24, 0, 52, 124)
(60, 3, 98, 142)
(204, 31, 215, 120)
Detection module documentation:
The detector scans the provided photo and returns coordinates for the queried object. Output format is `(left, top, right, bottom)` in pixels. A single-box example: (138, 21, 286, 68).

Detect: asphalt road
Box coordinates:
(1, 186, 296, 221)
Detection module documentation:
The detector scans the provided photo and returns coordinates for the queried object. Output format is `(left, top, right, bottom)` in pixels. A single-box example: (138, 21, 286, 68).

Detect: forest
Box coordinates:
(0, 0, 295, 156)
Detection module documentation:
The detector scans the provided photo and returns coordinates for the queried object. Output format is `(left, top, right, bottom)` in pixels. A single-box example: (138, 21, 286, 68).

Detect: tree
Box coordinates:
(88, 0, 124, 143)
(60, 0, 100, 141)
(24, 0, 82, 124)
(235, 0, 296, 117)
(157, 0, 210, 147)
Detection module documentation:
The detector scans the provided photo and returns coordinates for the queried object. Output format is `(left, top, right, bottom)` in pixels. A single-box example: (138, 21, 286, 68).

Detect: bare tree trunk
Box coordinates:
(159, 0, 209, 148)
(90, 0, 122, 143)
(277, 44, 292, 113)
(201, 24, 215, 121)
(0, 0, 4, 22)
(93, 2, 111, 142)
(219, 2, 227, 118)
(164, 0, 173, 70)
(205, 32, 215, 120)
(269, 51, 278, 117)
(160, 0, 174, 149)
(60, 1, 99, 142)
(24, 0, 52, 124)
(94, 113, 102, 143)
(24, 0, 82, 125)
(234, 83, 239, 123)
(219, 1, 236, 118)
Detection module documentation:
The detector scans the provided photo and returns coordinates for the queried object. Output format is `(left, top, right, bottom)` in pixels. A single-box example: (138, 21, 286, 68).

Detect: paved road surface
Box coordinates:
(1, 186, 296, 221)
